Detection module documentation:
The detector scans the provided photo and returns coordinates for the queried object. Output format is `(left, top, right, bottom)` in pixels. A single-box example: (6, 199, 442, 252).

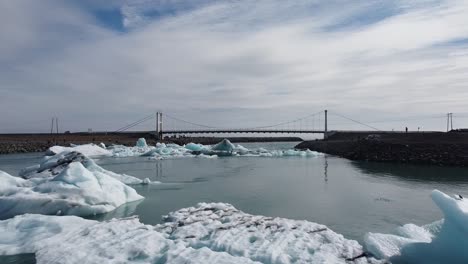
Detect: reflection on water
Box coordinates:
(86, 199, 143, 222)
(352, 160, 468, 184)
(324, 155, 328, 183)
(0, 254, 36, 264)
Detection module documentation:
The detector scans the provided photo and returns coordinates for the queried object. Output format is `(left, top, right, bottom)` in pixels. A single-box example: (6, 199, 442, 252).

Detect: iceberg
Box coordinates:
(77, 138, 322, 159)
(47, 144, 112, 157)
(136, 137, 148, 148)
(0, 203, 380, 264)
(146, 139, 321, 159)
(45, 138, 322, 160)
(108, 138, 156, 158)
(365, 190, 468, 264)
(0, 162, 144, 219)
(210, 139, 236, 153)
(184, 143, 208, 152)
(19, 151, 150, 185)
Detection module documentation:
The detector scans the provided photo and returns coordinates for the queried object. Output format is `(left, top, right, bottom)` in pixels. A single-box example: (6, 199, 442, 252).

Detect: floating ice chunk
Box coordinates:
(157, 203, 378, 264)
(110, 145, 156, 157)
(47, 144, 112, 157)
(102, 139, 322, 159)
(210, 139, 235, 153)
(0, 162, 144, 219)
(142, 142, 193, 159)
(101, 138, 156, 157)
(19, 151, 150, 185)
(185, 143, 207, 152)
(0, 204, 379, 264)
(365, 190, 468, 263)
(136, 138, 148, 148)
(99, 142, 106, 148)
(83, 158, 152, 185)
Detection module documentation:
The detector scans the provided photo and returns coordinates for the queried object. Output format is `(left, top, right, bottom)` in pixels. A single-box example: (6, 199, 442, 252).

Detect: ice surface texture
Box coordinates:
(0, 203, 379, 264)
(365, 190, 468, 264)
(48, 144, 112, 157)
(20, 151, 149, 185)
(0, 161, 143, 219)
(46, 138, 322, 159)
(0, 151, 148, 219)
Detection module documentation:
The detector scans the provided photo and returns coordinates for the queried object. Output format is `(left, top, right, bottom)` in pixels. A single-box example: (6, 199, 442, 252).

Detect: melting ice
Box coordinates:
(365, 190, 468, 264)
(0, 203, 380, 264)
(0, 151, 148, 219)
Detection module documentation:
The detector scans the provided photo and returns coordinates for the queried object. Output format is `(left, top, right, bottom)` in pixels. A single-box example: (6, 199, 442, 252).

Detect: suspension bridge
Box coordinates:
(113, 110, 396, 140)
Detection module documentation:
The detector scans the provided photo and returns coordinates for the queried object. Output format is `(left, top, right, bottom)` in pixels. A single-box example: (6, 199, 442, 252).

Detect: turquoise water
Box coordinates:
(1, 142, 468, 262)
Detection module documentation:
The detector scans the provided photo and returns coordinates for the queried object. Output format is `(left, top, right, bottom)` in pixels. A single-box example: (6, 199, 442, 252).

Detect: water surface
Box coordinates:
(1, 142, 468, 262)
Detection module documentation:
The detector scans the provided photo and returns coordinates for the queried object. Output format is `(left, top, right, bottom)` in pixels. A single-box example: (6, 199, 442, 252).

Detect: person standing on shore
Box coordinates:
(405, 127, 408, 133)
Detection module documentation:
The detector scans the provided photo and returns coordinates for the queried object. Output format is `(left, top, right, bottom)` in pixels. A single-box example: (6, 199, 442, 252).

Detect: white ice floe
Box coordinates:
(20, 151, 150, 185)
(109, 138, 156, 158)
(121, 138, 321, 159)
(47, 143, 112, 157)
(0, 161, 144, 219)
(45, 138, 321, 160)
(0, 203, 379, 264)
(365, 190, 468, 264)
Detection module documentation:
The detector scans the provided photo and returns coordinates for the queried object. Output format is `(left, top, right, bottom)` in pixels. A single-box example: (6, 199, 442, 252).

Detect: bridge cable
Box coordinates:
(163, 114, 217, 129)
(246, 110, 325, 130)
(114, 113, 155, 132)
(329, 111, 382, 131)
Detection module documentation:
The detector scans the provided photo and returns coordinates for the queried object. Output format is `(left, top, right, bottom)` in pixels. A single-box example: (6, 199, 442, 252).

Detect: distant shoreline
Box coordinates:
(0, 132, 302, 155)
(296, 131, 468, 167)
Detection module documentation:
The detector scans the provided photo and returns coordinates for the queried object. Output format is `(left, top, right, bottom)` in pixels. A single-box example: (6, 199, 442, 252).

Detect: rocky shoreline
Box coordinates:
(296, 131, 468, 167)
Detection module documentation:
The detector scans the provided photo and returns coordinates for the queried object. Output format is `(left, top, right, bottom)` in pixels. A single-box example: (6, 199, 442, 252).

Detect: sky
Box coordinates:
(1, 0, 468, 133)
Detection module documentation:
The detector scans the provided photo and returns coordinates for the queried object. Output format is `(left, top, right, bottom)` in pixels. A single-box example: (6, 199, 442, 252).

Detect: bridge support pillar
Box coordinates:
(324, 109, 328, 140)
(156, 112, 159, 140)
(158, 112, 163, 141)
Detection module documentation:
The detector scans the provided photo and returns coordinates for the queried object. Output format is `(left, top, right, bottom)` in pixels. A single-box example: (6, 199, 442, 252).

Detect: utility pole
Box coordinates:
(56, 117, 59, 134)
(324, 109, 328, 140)
(447, 113, 454, 132)
(50, 118, 54, 134)
(450, 113, 453, 131)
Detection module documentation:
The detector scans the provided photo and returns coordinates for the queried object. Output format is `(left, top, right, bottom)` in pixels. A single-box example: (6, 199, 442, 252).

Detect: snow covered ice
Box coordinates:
(0, 150, 150, 219)
(365, 190, 468, 264)
(0, 161, 143, 219)
(103, 138, 322, 159)
(109, 138, 156, 158)
(0, 203, 380, 264)
(20, 150, 150, 185)
(47, 143, 112, 157)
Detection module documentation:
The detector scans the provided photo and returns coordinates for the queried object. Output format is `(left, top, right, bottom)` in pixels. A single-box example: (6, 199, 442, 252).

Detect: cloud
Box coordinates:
(1, 0, 468, 133)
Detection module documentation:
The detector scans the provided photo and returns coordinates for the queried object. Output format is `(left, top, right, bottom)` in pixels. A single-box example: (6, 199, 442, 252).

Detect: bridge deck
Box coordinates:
(161, 130, 326, 134)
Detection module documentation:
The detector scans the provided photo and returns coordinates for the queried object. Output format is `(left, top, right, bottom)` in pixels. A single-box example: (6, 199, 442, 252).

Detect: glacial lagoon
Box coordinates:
(1, 142, 468, 263)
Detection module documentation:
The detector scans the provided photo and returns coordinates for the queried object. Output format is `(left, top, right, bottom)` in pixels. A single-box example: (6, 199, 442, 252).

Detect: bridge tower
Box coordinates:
(324, 109, 328, 140)
(156, 112, 163, 141)
(159, 112, 163, 140)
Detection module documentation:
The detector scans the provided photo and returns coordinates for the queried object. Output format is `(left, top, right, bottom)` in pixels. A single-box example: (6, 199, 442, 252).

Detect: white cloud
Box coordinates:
(1, 0, 468, 133)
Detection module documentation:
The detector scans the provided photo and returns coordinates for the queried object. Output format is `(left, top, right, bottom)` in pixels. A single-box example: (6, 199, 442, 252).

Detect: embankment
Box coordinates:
(296, 131, 468, 166)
